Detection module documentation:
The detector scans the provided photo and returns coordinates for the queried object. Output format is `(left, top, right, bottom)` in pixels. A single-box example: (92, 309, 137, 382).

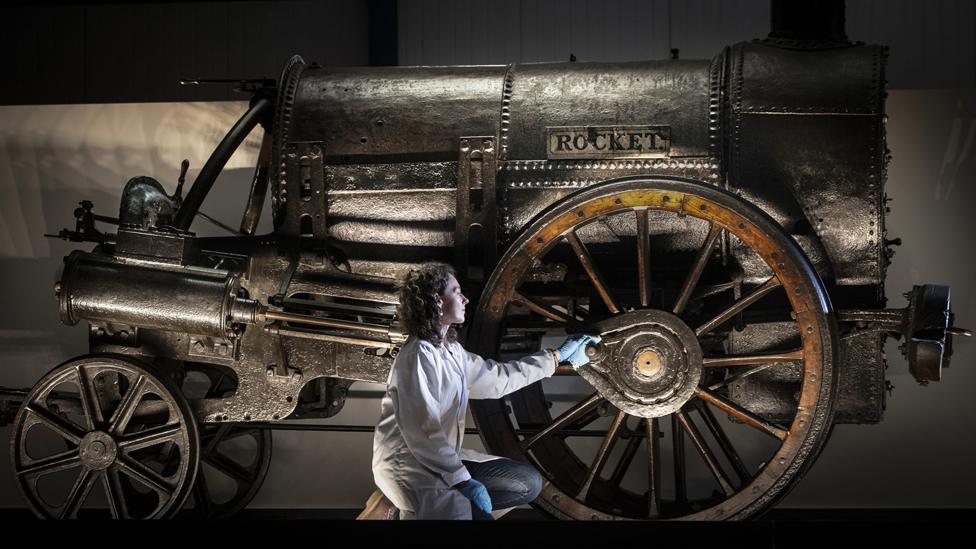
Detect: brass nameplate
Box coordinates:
(546, 125, 671, 160)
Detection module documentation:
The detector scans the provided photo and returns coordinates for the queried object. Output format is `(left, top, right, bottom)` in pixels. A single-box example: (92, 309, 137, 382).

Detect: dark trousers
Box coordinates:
(461, 457, 543, 520)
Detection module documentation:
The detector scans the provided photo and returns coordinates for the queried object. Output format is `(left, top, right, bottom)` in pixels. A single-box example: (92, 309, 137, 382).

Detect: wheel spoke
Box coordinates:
(24, 404, 85, 444)
(522, 393, 603, 450)
(108, 374, 147, 435)
(566, 405, 604, 432)
(672, 414, 687, 503)
(203, 423, 234, 455)
(694, 277, 782, 336)
(695, 388, 789, 441)
(675, 410, 735, 496)
(694, 400, 750, 482)
(565, 231, 621, 314)
(58, 467, 98, 519)
(707, 362, 781, 390)
(702, 349, 804, 368)
(207, 427, 256, 446)
(636, 208, 652, 308)
(673, 223, 722, 315)
(75, 365, 103, 430)
(205, 452, 255, 483)
(119, 422, 184, 452)
(645, 418, 661, 518)
(204, 372, 228, 398)
(576, 409, 627, 500)
(512, 290, 579, 326)
(118, 456, 176, 497)
(17, 448, 81, 479)
(609, 419, 644, 487)
(104, 467, 130, 519)
(193, 466, 215, 516)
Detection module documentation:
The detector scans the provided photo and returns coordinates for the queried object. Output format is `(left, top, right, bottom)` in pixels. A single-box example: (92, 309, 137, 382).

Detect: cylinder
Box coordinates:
(59, 251, 240, 338)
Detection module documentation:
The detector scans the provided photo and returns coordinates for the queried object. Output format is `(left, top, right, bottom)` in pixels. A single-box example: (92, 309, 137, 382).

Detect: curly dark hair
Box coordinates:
(396, 262, 458, 346)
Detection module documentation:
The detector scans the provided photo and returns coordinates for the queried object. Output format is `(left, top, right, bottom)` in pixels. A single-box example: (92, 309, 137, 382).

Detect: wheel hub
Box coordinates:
(634, 349, 664, 377)
(580, 309, 703, 418)
(79, 431, 119, 470)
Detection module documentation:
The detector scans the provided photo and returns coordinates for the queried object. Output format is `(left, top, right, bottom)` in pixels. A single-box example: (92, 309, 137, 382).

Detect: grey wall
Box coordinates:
(2, 0, 974, 105)
(0, 1, 371, 104)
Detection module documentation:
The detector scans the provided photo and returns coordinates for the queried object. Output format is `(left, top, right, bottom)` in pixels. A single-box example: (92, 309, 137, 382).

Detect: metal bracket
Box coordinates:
(90, 323, 140, 347)
(270, 252, 300, 307)
(455, 136, 498, 283)
(836, 308, 907, 335)
(838, 285, 971, 384)
(281, 142, 327, 240)
(188, 335, 239, 361)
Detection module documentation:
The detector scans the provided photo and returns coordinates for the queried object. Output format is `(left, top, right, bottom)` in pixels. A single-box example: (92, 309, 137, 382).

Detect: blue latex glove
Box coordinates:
(556, 334, 599, 362)
(564, 334, 601, 368)
(456, 479, 492, 515)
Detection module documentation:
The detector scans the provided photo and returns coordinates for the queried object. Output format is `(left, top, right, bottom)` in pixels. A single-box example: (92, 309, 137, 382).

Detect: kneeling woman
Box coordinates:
(372, 263, 599, 520)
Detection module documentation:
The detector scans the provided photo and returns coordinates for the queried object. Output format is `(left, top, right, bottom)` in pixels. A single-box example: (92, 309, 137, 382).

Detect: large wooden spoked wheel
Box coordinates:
(469, 176, 837, 520)
(11, 355, 199, 519)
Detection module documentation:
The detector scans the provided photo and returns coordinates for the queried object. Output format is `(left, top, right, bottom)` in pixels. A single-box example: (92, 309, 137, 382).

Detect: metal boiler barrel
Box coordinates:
(58, 250, 242, 338)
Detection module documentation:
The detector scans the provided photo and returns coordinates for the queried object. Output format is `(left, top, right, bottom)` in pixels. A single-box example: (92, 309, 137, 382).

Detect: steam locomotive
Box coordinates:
(7, 4, 967, 520)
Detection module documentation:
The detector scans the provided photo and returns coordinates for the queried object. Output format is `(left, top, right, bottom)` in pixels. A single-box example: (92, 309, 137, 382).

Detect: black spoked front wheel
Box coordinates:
(11, 354, 199, 519)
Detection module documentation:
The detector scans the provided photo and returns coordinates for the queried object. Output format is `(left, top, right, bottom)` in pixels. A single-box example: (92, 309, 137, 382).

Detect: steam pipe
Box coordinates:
(174, 97, 273, 230)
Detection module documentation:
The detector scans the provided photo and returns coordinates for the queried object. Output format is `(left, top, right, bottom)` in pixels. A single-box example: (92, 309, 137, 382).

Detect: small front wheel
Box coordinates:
(11, 354, 199, 519)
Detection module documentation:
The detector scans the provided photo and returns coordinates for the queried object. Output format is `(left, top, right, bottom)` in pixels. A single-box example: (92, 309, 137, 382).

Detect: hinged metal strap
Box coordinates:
(455, 136, 498, 282)
(282, 142, 327, 240)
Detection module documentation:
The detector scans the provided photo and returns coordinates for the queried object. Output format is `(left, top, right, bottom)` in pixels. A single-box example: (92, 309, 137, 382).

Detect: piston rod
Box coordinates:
(262, 310, 390, 334)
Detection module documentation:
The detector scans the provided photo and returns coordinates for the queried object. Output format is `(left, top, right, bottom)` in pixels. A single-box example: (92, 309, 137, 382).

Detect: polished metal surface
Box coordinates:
(59, 251, 243, 339)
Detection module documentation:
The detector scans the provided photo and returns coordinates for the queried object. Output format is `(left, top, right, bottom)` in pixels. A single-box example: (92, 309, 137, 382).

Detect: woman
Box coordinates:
(372, 262, 600, 520)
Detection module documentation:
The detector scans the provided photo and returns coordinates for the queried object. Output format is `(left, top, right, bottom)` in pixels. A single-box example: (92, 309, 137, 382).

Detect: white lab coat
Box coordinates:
(371, 335, 557, 519)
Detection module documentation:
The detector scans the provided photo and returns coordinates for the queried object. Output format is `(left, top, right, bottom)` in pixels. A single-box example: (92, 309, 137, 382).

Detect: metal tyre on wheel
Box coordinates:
(469, 176, 837, 520)
(11, 354, 199, 519)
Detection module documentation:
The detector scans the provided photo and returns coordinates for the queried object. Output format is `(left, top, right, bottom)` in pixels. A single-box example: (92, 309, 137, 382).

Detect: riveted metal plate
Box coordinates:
(546, 125, 671, 159)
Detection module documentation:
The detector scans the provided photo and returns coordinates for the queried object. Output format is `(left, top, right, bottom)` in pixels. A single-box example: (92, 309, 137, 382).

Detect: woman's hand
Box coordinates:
(556, 334, 601, 368)
(454, 479, 492, 514)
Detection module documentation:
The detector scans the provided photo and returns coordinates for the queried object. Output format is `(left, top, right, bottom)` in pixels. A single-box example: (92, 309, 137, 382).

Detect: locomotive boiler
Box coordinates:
(7, 6, 968, 520)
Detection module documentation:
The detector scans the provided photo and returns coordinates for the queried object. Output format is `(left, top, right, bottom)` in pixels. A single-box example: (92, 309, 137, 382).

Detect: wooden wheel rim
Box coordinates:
(469, 176, 837, 521)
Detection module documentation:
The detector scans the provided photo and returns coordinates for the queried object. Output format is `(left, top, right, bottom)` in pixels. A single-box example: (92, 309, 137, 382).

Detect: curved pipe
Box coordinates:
(174, 97, 273, 230)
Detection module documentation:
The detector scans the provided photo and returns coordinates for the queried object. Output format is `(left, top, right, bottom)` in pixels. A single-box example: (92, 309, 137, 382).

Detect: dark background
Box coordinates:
(0, 0, 972, 106)
(0, 0, 973, 516)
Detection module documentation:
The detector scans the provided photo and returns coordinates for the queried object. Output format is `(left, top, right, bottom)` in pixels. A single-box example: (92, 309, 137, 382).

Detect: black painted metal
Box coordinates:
(174, 97, 272, 230)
